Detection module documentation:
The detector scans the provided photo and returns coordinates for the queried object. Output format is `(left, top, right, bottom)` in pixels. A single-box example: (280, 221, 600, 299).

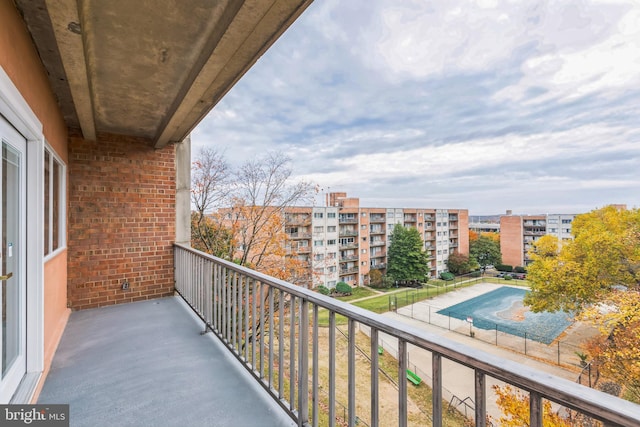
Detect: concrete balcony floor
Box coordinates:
(38, 296, 295, 427)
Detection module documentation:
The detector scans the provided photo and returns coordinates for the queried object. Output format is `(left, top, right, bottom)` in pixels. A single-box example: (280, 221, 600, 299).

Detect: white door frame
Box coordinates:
(0, 118, 27, 402)
(0, 66, 45, 403)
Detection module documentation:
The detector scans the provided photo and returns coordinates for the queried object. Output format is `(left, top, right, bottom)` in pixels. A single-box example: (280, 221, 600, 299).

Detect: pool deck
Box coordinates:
(380, 282, 599, 419)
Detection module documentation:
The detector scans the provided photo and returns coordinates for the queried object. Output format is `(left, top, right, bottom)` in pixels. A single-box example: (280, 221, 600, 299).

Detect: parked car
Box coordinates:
(496, 272, 506, 278)
(513, 273, 527, 280)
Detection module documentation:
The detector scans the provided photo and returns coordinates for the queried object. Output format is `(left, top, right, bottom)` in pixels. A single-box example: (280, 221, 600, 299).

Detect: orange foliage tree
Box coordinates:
(490, 385, 571, 427)
(580, 289, 640, 402)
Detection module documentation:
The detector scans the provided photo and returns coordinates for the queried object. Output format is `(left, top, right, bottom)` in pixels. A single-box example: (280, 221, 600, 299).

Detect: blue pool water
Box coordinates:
(437, 286, 572, 344)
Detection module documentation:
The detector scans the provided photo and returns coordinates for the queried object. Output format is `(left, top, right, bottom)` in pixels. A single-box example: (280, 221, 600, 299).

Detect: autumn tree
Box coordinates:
(524, 206, 640, 402)
(524, 206, 640, 313)
(191, 148, 233, 257)
(446, 252, 478, 275)
(225, 151, 315, 284)
(469, 235, 501, 270)
(490, 385, 571, 427)
(580, 289, 640, 403)
(387, 224, 430, 282)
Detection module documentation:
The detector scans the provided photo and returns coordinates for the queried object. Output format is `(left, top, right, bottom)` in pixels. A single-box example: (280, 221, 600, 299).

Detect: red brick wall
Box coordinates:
(500, 216, 524, 267)
(68, 133, 176, 309)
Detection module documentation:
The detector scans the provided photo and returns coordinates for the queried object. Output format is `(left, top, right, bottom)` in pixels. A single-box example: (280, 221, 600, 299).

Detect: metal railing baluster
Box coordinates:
(269, 287, 274, 388)
(279, 290, 285, 400)
(259, 282, 265, 378)
(312, 304, 319, 427)
(475, 370, 486, 427)
(398, 339, 407, 427)
(289, 295, 296, 411)
(432, 352, 442, 427)
(370, 328, 379, 427)
(298, 298, 309, 426)
(328, 311, 336, 427)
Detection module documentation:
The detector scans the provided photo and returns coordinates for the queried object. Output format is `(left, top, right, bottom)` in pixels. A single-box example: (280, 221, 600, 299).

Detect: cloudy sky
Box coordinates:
(192, 0, 640, 215)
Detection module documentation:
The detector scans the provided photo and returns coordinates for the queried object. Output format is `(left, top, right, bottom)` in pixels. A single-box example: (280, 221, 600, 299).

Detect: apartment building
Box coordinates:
(500, 213, 577, 267)
(299, 192, 470, 288)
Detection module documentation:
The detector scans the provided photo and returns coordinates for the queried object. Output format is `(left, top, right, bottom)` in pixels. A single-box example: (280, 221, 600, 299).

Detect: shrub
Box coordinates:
(514, 266, 526, 273)
(317, 285, 330, 295)
(440, 272, 455, 281)
(496, 264, 513, 272)
(335, 281, 352, 294)
(503, 274, 513, 280)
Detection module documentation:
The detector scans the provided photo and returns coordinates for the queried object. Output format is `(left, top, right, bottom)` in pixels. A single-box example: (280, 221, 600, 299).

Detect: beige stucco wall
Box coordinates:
(0, 0, 70, 400)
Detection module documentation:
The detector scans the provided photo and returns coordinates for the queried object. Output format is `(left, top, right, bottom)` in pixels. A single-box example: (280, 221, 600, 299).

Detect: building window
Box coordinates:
(327, 226, 336, 232)
(327, 212, 336, 218)
(314, 253, 324, 261)
(562, 219, 572, 224)
(314, 212, 323, 218)
(314, 226, 324, 233)
(44, 147, 66, 256)
(314, 240, 324, 247)
(361, 224, 366, 229)
(361, 212, 366, 216)
(327, 266, 336, 273)
(327, 252, 336, 259)
(327, 239, 336, 245)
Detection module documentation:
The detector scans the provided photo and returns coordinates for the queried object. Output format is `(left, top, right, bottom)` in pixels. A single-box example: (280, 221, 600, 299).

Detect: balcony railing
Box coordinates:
(369, 215, 385, 223)
(288, 232, 312, 239)
(340, 266, 359, 275)
(370, 240, 385, 247)
(339, 230, 358, 237)
(339, 217, 358, 224)
(286, 216, 311, 226)
(339, 243, 359, 250)
(370, 263, 386, 270)
(174, 243, 640, 427)
(339, 255, 359, 262)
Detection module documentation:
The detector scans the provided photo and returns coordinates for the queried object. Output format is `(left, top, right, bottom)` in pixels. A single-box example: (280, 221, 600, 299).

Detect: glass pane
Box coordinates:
(2, 142, 21, 378)
(44, 150, 50, 255)
(52, 158, 59, 251)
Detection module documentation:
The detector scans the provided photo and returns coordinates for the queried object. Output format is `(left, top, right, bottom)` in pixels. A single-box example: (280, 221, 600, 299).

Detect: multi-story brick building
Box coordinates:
(501, 205, 629, 267)
(500, 213, 578, 268)
(284, 192, 469, 288)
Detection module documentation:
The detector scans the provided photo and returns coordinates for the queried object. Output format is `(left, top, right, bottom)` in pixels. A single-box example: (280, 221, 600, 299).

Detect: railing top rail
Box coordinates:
(174, 243, 640, 425)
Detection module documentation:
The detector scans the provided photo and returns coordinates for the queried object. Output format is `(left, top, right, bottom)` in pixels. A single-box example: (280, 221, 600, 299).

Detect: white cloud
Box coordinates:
(193, 0, 640, 214)
(494, 2, 640, 104)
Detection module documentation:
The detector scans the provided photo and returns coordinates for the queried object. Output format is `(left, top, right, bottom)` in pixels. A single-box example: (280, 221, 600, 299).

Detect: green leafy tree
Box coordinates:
(524, 206, 640, 403)
(524, 206, 640, 313)
(469, 235, 501, 271)
(387, 224, 429, 281)
(446, 252, 478, 275)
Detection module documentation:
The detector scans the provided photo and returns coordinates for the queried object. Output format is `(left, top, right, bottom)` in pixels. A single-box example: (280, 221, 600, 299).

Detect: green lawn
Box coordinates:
(333, 286, 377, 302)
(316, 278, 492, 327)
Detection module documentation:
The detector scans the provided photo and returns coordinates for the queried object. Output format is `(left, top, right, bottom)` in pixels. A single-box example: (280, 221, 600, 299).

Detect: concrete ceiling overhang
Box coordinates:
(15, 0, 313, 148)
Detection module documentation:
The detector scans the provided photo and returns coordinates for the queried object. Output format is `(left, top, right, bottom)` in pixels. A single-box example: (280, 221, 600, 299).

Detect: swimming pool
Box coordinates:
(436, 286, 573, 344)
